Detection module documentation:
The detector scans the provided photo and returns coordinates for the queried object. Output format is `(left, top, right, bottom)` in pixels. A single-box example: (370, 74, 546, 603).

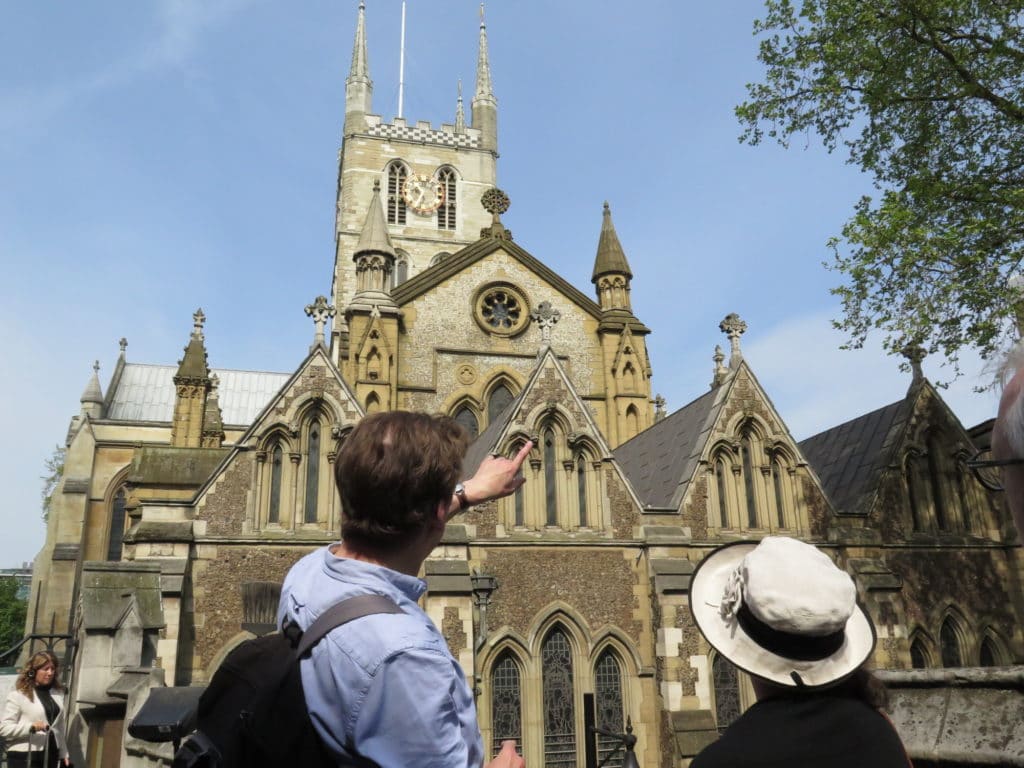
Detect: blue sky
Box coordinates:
(0, 1, 998, 569)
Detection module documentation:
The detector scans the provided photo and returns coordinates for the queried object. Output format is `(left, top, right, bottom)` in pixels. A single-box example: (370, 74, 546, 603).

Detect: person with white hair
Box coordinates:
(688, 537, 910, 768)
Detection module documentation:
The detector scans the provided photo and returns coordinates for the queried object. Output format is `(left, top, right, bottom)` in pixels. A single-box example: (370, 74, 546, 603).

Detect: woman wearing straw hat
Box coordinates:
(689, 537, 909, 768)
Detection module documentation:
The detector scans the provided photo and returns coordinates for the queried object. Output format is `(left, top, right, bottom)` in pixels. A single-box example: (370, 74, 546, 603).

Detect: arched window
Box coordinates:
(386, 162, 407, 224)
(107, 486, 128, 561)
(771, 458, 786, 527)
(430, 251, 453, 267)
(625, 405, 639, 440)
(740, 432, 758, 528)
(955, 456, 974, 532)
(715, 457, 730, 528)
(268, 444, 283, 524)
(393, 254, 409, 287)
(487, 383, 515, 426)
(594, 650, 625, 768)
(541, 629, 576, 768)
(304, 418, 321, 523)
(454, 405, 479, 439)
(926, 434, 948, 530)
(514, 485, 524, 527)
(622, 363, 637, 392)
(437, 168, 456, 230)
(910, 636, 931, 669)
(980, 636, 1000, 667)
(490, 652, 522, 755)
(712, 654, 741, 734)
(940, 616, 964, 668)
(544, 427, 558, 526)
(577, 455, 588, 527)
(905, 455, 924, 531)
(366, 393, 381, 414)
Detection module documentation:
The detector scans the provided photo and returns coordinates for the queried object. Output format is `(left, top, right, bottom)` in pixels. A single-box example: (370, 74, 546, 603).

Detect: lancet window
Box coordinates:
(454, 404, 480, 439)
(386, 162, 408, 224)
(268, 443, 283, 524)
(940, 615, 965, 668)
(490, 652, 522, 755)
(106, 486, 128, 562)
(541, 629, 576, 768)
(594, 650, 625, 768)
(304, 417, 322, 524)
(711, 654, 741, 734)
(437, 167, 457, 230)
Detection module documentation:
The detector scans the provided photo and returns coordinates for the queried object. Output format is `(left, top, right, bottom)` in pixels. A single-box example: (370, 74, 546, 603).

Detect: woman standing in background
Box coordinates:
(1, 651, 70, 768)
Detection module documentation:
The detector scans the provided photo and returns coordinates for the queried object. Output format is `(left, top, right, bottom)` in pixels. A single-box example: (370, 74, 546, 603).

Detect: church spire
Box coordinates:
(455, 80, 466, 134)
(471, 4, 498, 151)
(591, 202, 633, 311)
(80, 360, 104, 419)
(345, 1, 373, 133)
(352, 181, 397, 296)
(171, 309, 213, 448)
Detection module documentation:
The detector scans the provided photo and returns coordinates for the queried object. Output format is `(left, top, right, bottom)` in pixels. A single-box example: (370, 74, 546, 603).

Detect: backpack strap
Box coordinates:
(295, 595, 403, 658)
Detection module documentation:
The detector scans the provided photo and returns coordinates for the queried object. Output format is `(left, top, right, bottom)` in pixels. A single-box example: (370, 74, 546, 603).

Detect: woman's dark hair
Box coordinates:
(16, 651, 62, 700)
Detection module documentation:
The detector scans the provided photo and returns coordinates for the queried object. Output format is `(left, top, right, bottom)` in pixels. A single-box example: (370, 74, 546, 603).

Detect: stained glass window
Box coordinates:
(542, 629, 576, 768)
(772, 459, 785, 527)
(304, 419, 320, 523)
(514, 485, 524, 527)
(454, 405, 479, 439)
(107, 487, 127, 561)
(595, 650, 624, 768)
(712, 654, 741, 734)
(488, 383, 514, 425)
(940, 617, 963, 668)
(268, 445, 283, 523)
(491, 653, 522, 755)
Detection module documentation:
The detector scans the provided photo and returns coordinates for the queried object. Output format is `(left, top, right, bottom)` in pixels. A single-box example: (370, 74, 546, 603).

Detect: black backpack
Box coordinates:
(173, 594, 402, 768)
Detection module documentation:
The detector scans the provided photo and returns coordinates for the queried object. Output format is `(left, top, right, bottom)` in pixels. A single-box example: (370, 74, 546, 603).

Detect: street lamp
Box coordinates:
(589, 717, 640, 768)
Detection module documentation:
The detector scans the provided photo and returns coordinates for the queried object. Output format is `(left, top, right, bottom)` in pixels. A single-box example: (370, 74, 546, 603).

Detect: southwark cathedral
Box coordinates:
(28, 5, 1024, 767)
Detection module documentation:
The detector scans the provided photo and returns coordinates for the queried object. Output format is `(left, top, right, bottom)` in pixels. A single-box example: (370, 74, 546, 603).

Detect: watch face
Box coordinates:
(402, 173, 445, 214)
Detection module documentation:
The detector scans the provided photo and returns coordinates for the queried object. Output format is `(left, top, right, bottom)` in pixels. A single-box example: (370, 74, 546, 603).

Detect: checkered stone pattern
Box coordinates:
(367, 123, 480, 148)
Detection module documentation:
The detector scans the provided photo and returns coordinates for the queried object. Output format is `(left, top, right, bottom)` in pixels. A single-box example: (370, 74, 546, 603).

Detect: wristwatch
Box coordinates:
(454, 482, 471, 510)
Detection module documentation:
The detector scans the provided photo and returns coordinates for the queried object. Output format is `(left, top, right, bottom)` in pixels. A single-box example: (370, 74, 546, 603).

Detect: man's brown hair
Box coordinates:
(335, 411, 471, 551)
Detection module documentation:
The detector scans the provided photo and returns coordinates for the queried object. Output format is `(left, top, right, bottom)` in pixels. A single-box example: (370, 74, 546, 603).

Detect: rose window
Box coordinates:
(474, 283, 530, 337)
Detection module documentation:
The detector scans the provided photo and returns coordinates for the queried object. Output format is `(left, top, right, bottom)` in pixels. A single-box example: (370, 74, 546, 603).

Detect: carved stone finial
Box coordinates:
(719, 313, 747, 369)
(712, 344, 730, 387)
(305, 295, 336, 351)
(654, 394, 667, 422)
(901, 342, 926, 384)
(192, 308, 206, 338)
(531, 301, 561, 345)
(93, 360, 100, 374)
(119, 337, 128, 354)
(210, 372, 220, 389)
(480, 188, 513, 240)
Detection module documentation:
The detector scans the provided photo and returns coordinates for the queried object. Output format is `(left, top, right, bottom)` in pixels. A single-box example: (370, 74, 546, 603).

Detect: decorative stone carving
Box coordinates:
(719, 313, 747, 369)
(457, 364, 477, 385)
(305, 295, 337, 350)
(531, 301, 561, 345)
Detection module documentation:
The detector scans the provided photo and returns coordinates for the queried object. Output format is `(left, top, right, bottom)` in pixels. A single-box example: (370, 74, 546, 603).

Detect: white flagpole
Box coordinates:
(398, 0, 407, 119)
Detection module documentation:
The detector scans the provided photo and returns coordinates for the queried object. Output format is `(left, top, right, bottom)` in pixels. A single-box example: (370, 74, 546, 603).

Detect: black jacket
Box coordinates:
(692, 692, 910, 768)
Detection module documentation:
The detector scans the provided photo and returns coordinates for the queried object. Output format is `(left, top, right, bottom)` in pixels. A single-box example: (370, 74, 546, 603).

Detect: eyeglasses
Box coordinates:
(966, 449, 1024, 492)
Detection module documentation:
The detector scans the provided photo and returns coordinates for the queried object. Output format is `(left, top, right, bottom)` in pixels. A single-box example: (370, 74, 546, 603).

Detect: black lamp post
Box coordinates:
(588, 717, 640, 768)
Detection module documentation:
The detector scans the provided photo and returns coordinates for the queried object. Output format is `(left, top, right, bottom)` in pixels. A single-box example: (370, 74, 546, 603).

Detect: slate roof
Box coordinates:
(106, 364, 290, 426)
(798, 398, 913, 516)
(614, 387, 721, 510)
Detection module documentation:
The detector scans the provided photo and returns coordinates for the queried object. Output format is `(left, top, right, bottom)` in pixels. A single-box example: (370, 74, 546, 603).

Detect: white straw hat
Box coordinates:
(689, 537, 876, 688)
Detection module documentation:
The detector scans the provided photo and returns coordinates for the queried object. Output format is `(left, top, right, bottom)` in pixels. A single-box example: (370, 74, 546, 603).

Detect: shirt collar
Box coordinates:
(320, 544, 427, 602)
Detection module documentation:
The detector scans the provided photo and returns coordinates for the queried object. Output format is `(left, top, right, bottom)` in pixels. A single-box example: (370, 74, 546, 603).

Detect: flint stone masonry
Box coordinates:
(195, 451, 254, 536)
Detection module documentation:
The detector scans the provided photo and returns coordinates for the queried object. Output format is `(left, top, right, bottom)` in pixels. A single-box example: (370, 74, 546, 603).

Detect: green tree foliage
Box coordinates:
(0, 577, 27, 662)
(41, 445, 65, 522)
(738, 0, 1024, 372)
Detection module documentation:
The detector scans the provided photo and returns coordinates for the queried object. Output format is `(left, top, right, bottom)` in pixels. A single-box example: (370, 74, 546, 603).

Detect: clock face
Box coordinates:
(402, 174, 445, 214)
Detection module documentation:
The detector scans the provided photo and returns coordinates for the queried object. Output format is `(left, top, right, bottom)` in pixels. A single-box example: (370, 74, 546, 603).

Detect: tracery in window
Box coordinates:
(541, 629, 576, 768)
(594, 650, 625, 768)
(107, 486, 128, 562)
(437, 167, 456, 230)
(940, 615, 965, 668)
(491, 652, 522, 755)
(386, 162, 407, 224)
(304, 418, 321, 523)
(712, 654, 741, 734)
(268, 444, 283, 524)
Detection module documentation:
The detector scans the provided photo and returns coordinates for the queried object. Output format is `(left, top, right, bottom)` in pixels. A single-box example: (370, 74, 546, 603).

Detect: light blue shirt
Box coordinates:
(278, 546, 484, 768)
